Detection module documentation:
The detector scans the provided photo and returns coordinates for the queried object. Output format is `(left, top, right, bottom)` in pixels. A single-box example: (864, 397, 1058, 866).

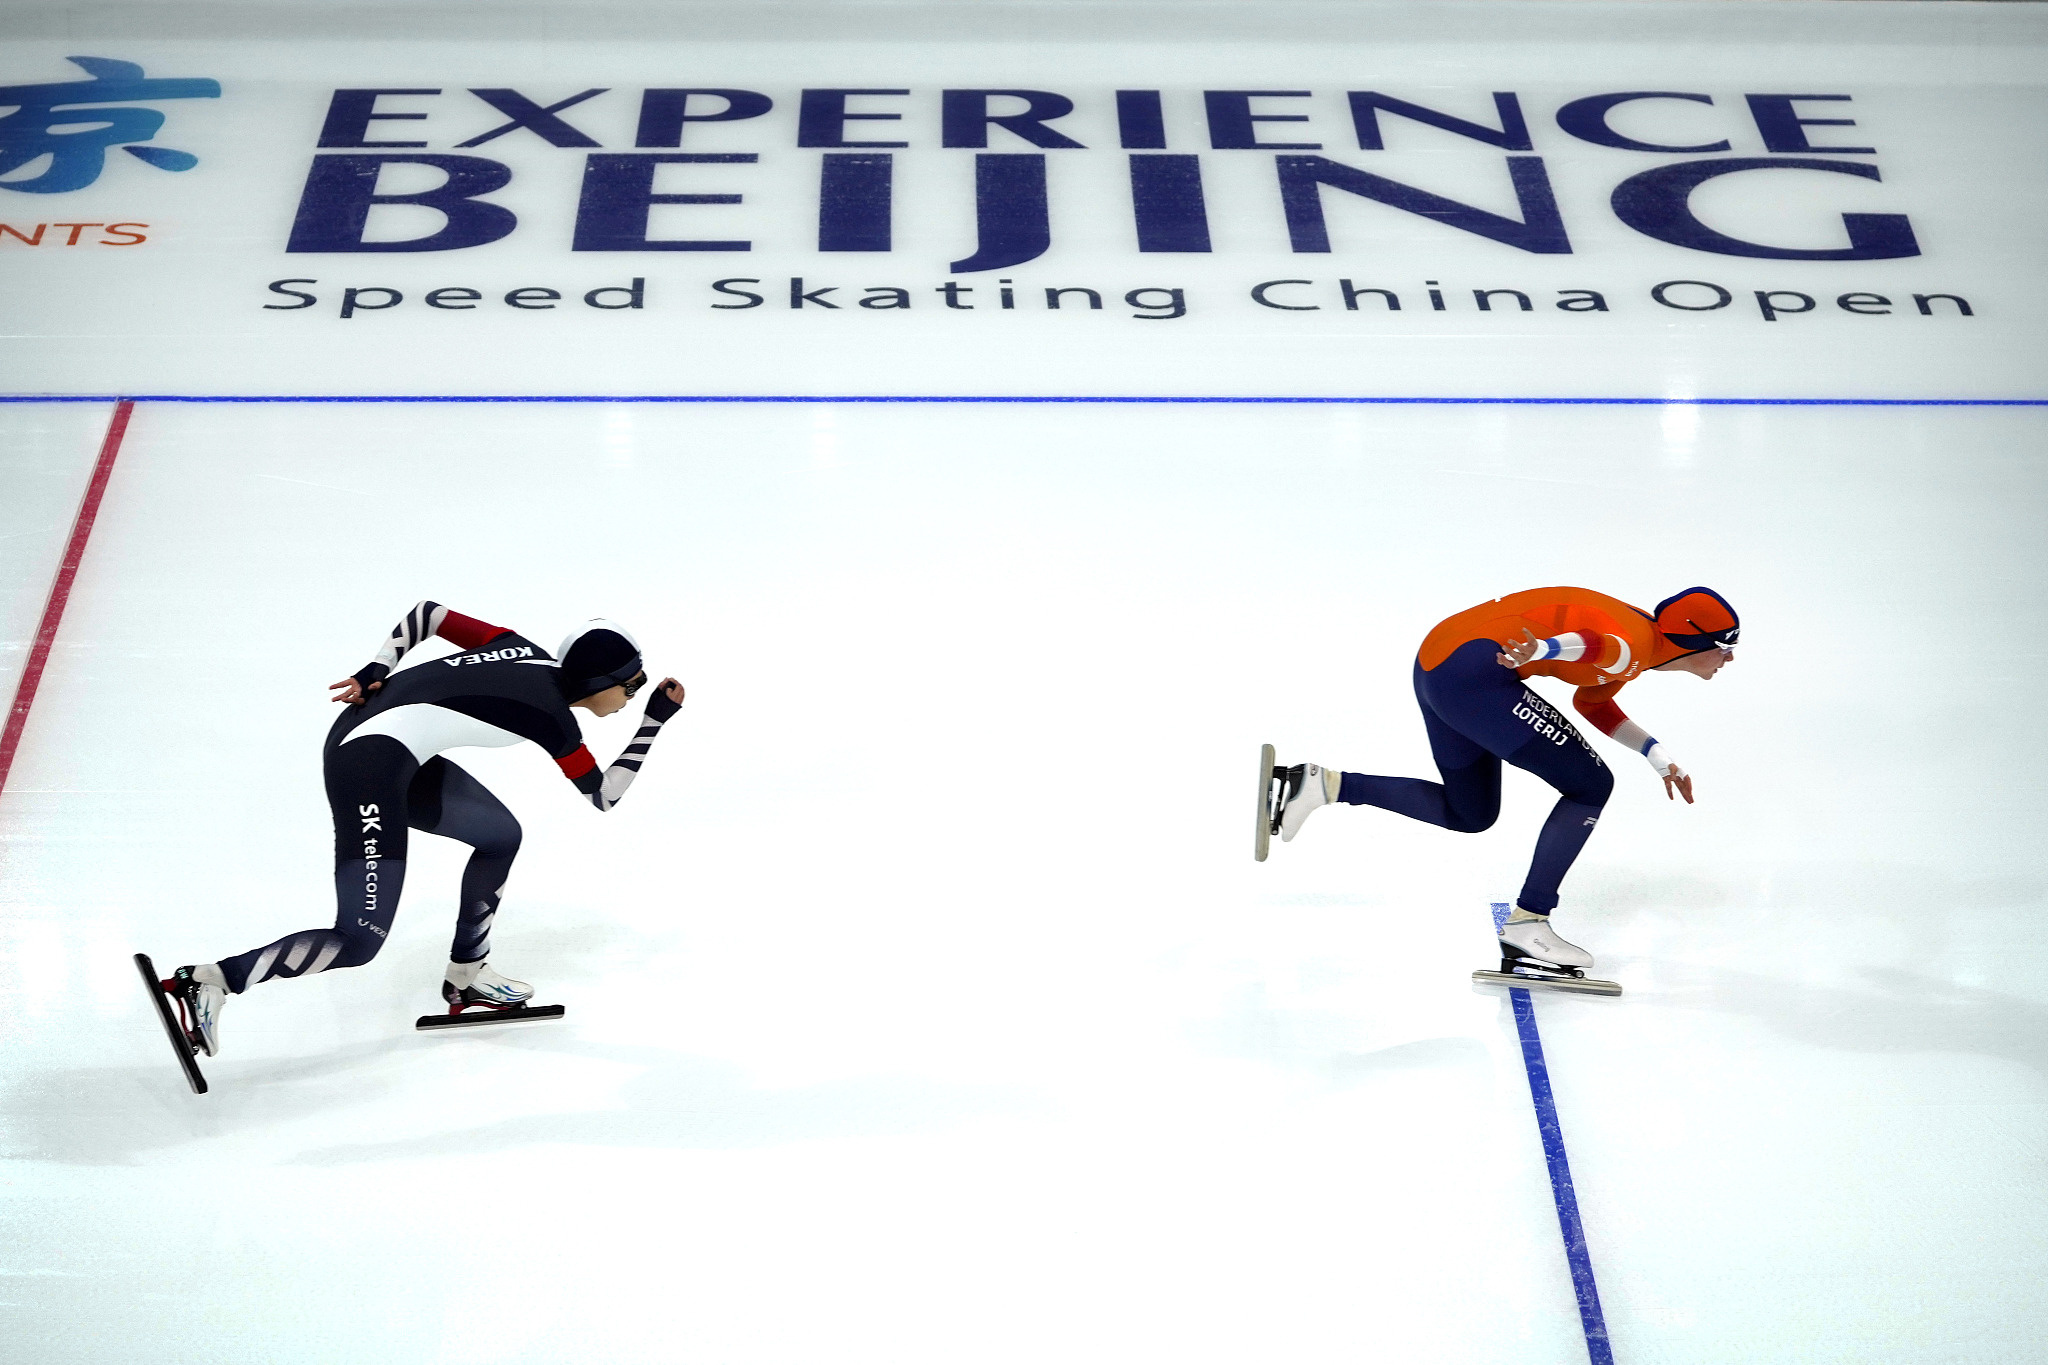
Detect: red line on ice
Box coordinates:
(0, 398, 134, 797)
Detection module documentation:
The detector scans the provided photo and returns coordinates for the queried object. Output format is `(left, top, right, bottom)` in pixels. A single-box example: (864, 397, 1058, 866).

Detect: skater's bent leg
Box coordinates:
(408, 757, 521, 964)
(1337, 760, 1500, 833)
(216, 861, 407, 991)
(1334, 661, 1504, 833)
(1503, 731, 1614, 914)
(217, 734, 416, 993)
(220, 927, 344, 994)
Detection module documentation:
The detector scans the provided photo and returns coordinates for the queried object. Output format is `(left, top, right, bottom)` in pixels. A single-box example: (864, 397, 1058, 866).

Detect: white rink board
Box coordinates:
(0, 2, 2042, 399)
(2, 4, 2046, 1364)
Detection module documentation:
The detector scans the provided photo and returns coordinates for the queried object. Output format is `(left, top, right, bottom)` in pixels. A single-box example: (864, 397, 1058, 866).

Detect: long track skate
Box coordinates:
(415, 985, 566, 1032)
(1254, 743, 1310, 862)
(134, 953, 209, 1094)
(1472, 943, 1623, 997)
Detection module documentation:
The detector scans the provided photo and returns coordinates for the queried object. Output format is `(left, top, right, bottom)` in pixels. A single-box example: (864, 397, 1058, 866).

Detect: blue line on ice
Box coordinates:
(1512, 986, 1615, 1365)
(3, 395, 2047, 407)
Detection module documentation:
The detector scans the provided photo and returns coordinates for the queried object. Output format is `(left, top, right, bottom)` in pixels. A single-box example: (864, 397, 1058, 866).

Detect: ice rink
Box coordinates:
(4, 3, 2047, 1363)
(6, 395, 2045, 1362)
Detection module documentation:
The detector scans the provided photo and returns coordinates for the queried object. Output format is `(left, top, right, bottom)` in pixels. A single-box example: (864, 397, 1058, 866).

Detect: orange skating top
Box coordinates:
(1418, 587, 1690, 716)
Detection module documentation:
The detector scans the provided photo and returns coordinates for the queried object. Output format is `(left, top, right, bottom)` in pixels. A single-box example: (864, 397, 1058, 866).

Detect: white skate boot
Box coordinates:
(1498, 911, 1594, 969)
(1279, 763, 1341, 842)
(1473, 908, 1621, 996)
(442, 959, 534, 1012)
(1256, 746, 1345, 861)
(168, 963, 229, 1056)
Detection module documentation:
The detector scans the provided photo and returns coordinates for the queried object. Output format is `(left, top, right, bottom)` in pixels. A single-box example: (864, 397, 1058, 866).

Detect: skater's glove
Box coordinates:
(329, 666, 386, 705)
(643, 677, 684, 723)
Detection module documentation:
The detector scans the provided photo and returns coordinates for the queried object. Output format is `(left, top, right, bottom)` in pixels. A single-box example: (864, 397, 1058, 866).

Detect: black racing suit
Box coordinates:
(216, 602, 674, 994)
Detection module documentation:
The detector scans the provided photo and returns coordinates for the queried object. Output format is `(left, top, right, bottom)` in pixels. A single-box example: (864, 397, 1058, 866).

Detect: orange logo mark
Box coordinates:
(0, 221, 149, 245)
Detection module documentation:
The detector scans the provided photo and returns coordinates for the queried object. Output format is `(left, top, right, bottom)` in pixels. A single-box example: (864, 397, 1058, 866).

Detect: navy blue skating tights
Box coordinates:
(218, 736, 522, 994)
(1336, 638, 1613, 915)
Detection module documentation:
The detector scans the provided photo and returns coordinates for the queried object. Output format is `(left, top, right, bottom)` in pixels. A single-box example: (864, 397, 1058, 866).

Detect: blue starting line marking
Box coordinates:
(1492, 901, 1613, 1364)
(1, 394, 2046, 407)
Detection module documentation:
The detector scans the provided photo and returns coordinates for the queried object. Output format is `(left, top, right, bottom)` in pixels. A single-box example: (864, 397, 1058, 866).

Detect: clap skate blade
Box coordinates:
(415, 1001, 567, 1031)
(1472, 946, 1622, 997)
(1255, 744, 1276, 861)
(133, 953, 209, 1093)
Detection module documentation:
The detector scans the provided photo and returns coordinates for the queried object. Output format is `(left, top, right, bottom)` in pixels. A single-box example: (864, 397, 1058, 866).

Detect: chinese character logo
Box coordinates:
(0, 56, 221, 194)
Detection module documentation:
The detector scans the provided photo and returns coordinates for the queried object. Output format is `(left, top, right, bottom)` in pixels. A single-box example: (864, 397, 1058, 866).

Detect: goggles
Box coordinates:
(566, 657, 647, 702)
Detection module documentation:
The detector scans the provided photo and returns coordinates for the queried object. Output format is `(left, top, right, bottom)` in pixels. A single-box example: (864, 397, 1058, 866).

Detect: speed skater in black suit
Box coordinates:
(150, 601, 684, 1056)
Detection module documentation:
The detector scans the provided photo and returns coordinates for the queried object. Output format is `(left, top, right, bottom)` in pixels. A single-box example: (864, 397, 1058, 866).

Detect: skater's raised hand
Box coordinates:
(1497, 628, 1542, 670)
(644, 677, 684, 723)
(328, 676, 381, 705)
(1661, 765, 1695, 804)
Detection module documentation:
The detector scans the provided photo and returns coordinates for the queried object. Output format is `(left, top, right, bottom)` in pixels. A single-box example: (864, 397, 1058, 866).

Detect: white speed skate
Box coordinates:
(419, 960, 565, 1032)
(169, 963, 229, 1056)
(1254, 745, 1342, 861)
(442, 959, 534, 1009)
(1499, 914, 1594, 969)
(136, 954, 218, 1094)
(1473, 910, 1621, 997)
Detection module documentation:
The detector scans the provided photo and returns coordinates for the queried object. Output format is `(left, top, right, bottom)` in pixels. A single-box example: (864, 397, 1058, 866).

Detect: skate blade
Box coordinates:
(1472, 969, 1622, 998)
(1254, 743, 1275, 862)
(134, 952, 208, 1094)
(416, 1003, 567, 1031)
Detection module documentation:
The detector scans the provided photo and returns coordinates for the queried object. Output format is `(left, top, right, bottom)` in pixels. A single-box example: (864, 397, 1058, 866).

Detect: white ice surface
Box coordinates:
(1, 397, 2044, 1363)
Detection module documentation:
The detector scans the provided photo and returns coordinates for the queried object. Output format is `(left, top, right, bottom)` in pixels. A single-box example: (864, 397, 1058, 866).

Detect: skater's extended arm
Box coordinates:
(555, 679, 684, 811)
(1571, 685, 1694, 804)
(1495, 626, 1694, 802)
(329, 601, 511, 704)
